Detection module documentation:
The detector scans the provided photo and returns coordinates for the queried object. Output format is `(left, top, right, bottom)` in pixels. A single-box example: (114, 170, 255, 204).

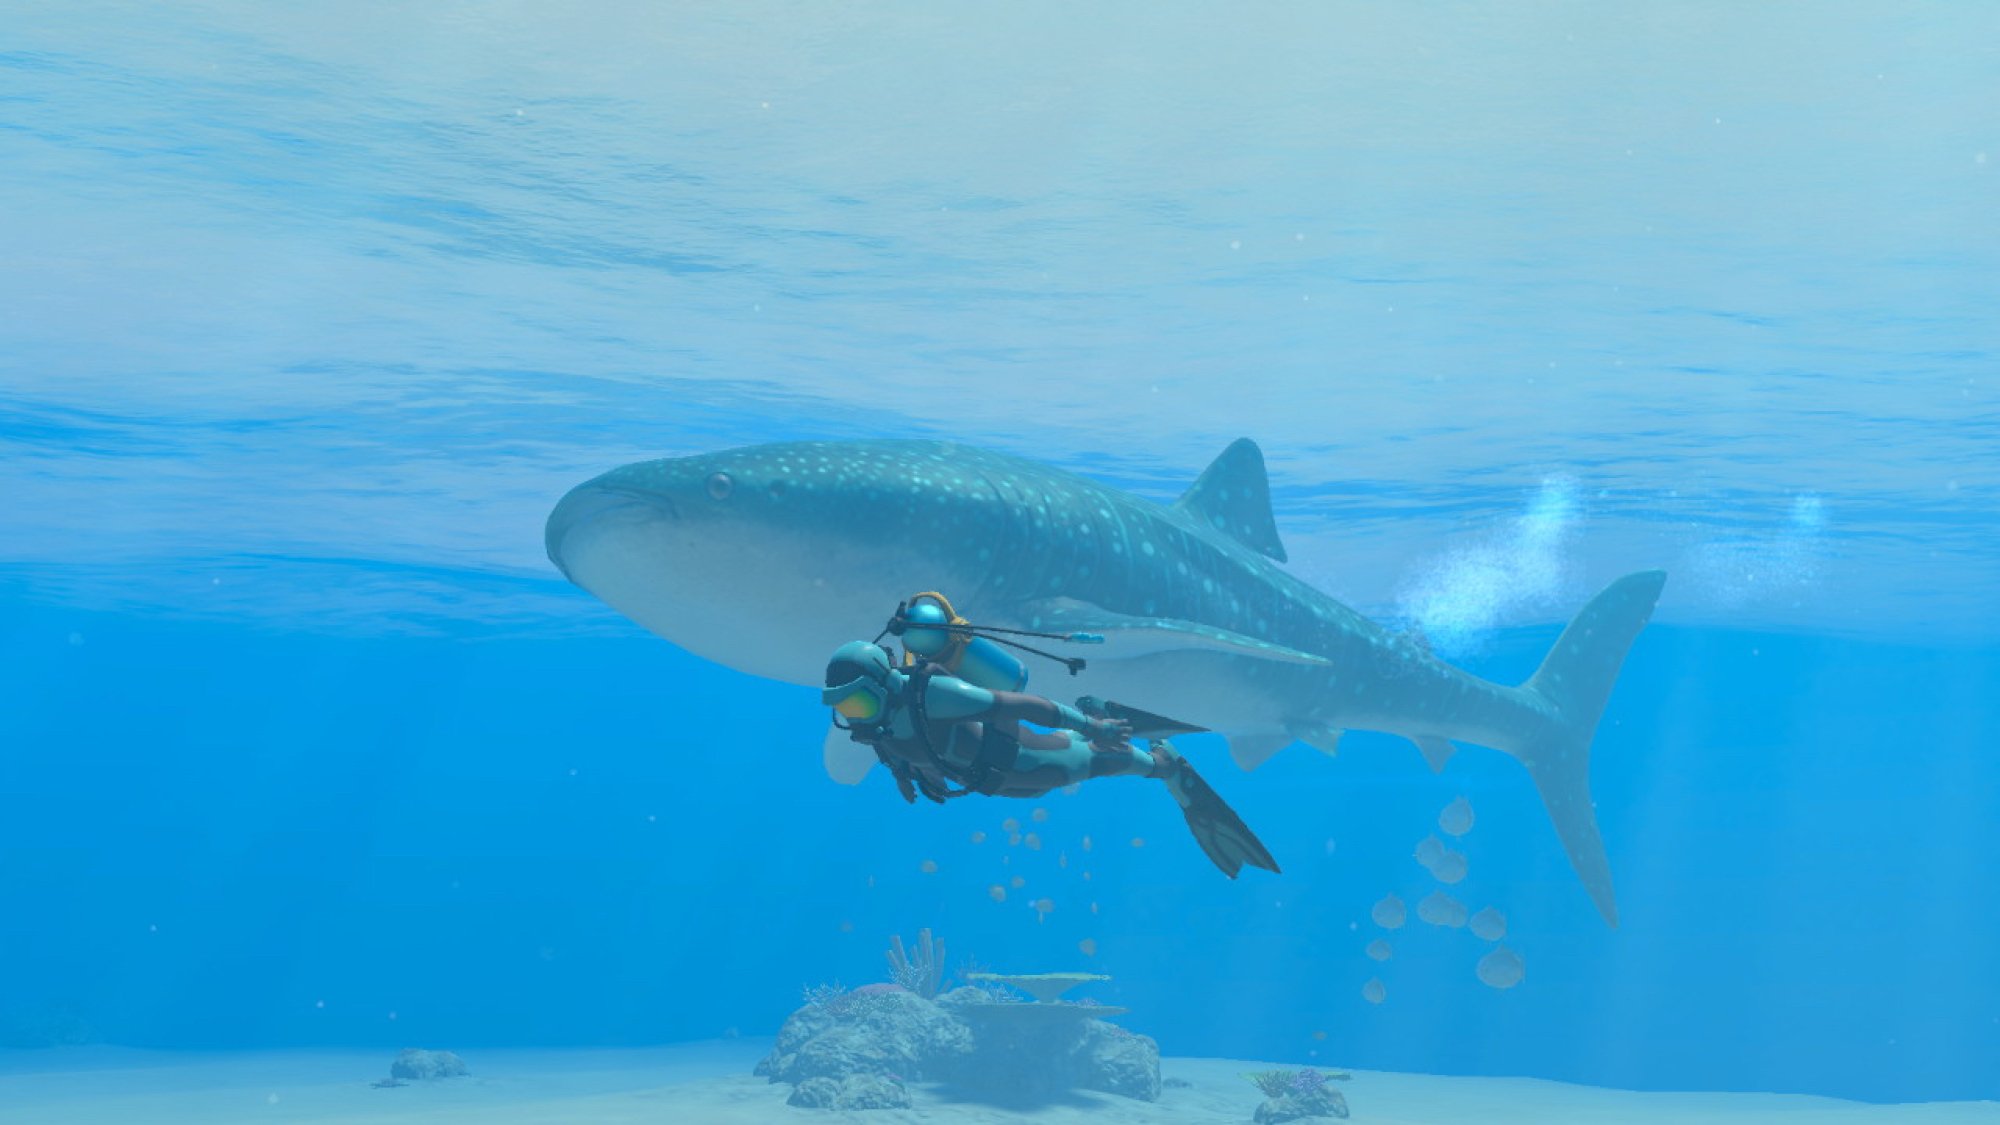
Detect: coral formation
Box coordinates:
(950, 989, 1147, 1099)
(1073, 1018, 1162, 1101)
(962, 971, 1110, 1004)
(886, 928, 947, 999)
(787, 1073, 912, 1109)
(757, 986, 972, 1088)
(388, 1049, 468, 1080)
(759, 968, 1159, 1107)
(1244, 1067, 1351, 1121)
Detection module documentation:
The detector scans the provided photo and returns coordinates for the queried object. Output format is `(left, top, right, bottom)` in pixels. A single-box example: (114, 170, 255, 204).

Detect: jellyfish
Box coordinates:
(1025, 833, 1043, 851)
(1078, 938, 1097, 957)
(1477, 947, 1525, 990)
(1417, 890, 1468, 928)
(1010, 875, 1026, 889)
(1414, 834, 1446, 868)
(1365, 939, 1393, 962)
(988, 885, 1007, 903)
(1438, 796, 1475, 837)
(1430, 849, 1468, 885)
(1001, 817, 1020, 833)
(1031, 807, 1050, 823)
(1469, 907, 1507, 942)
(970, 831, 986, 844)
(919, 859, 939, 874)
(1370, 894, 1407, 930)
(1361, 978, 1387, 1005)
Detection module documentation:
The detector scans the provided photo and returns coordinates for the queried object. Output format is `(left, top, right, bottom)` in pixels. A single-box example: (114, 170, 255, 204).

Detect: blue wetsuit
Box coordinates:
(874, 663, 1159, 798)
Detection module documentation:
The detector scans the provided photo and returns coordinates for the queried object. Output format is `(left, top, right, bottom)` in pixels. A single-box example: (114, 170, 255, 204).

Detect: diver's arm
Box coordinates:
(985, 691, 1129, 748)
(983, 690, 1079, 730)
(921, 674, 1128, 748)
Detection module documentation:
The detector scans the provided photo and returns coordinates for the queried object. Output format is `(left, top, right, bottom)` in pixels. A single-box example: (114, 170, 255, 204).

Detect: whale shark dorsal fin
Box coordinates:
(1175, 438, 1288, 563)
(1229, 732, 1293, 771)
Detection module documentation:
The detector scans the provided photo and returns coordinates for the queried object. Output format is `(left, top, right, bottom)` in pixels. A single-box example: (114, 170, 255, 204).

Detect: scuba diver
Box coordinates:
(821, 592, 1281, 878)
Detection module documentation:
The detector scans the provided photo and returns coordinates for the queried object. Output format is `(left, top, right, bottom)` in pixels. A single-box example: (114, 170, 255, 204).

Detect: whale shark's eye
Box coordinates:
(705, 472, 734, 501)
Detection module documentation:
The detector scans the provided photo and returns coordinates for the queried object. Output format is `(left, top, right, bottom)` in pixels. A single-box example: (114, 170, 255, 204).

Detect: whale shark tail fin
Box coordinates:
(1512, 569, 1668, 929)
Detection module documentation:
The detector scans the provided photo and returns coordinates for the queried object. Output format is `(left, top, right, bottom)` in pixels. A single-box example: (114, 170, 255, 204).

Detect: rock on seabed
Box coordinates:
(389, 1049, 468, 1080)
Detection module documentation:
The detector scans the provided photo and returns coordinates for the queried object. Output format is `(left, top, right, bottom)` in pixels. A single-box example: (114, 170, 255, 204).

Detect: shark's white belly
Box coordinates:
(1057, 651, 1296, 738)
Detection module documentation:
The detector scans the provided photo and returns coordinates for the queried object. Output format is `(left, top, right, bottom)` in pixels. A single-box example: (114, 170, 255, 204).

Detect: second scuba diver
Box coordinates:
(821, 593, 1281, 878)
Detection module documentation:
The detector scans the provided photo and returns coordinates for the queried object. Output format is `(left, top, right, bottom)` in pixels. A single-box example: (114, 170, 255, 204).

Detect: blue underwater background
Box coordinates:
(2, 1, 1997, 1111)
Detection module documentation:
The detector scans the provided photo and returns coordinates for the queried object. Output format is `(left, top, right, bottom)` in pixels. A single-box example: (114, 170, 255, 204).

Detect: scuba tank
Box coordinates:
(859, 592, 1102, 805)
(878, 590, 1103, 684)
(894, 592, 1028, 691)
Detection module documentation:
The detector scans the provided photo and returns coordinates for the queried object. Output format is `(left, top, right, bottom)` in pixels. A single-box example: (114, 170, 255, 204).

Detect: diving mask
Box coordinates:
(822, 677, 887, 723)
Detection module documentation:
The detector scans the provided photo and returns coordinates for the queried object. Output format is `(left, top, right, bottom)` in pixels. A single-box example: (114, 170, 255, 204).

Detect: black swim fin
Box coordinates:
(1165, 756, 1280, 878)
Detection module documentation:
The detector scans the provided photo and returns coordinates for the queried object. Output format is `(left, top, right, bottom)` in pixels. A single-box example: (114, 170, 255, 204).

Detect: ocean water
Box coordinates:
(2, 1, 1996, 1117)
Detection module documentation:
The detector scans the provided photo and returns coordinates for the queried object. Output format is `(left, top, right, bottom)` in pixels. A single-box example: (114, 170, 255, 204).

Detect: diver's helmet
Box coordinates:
(822, 640, 901, 726)
(897, 592, 1028, 692)
(899, 597, 958, 661)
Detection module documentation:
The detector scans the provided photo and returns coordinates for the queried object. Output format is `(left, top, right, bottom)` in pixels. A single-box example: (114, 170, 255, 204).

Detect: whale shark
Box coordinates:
(545, 438, 1664, 926)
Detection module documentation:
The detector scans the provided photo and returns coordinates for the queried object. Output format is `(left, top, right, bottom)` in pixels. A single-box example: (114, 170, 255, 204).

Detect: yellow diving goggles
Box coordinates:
(821, 677, 887, 723)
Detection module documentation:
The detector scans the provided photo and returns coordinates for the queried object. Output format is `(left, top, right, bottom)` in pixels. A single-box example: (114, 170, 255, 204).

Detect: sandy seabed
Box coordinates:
(1, 1042, 1995, 1124)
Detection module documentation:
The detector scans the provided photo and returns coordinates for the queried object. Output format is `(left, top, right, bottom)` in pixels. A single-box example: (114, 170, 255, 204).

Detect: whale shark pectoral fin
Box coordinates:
(1413, 736, 1456, 773)
(823, 722, 877, 785)
(1286, 721, 1342, 758)
(1227, 732, 1294, 772)
(1020, 599, 1333, 667)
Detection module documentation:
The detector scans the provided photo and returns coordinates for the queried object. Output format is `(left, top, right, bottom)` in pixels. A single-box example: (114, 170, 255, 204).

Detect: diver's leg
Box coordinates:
(1145, 740, 1187, 780)
(1014, 723, 1074, 751)
(1003, 733, 1161, 792)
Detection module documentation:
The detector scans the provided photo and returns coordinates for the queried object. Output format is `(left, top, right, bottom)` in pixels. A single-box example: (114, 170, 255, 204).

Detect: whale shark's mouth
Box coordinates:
(544, 487, 677, 580)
